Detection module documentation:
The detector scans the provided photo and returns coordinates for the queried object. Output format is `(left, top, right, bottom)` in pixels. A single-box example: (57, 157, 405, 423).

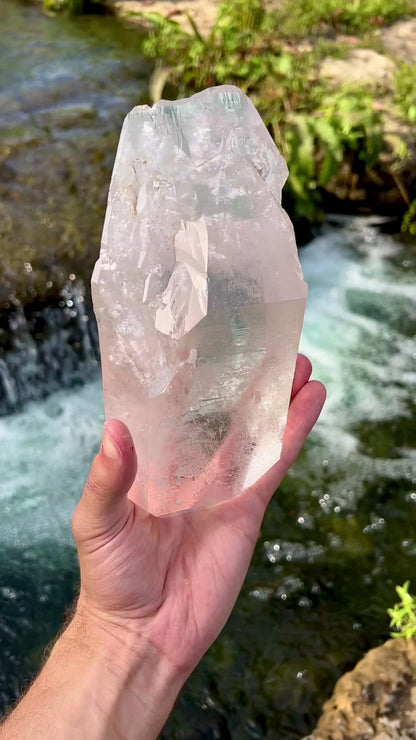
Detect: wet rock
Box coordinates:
(0, 284, 100, 416)
(33, 102, 96, 130)
(0, 124, 48, 150)
(382, 20, 416, 64)
(320, 49, 396, 91)
(309, 638, 416, 739)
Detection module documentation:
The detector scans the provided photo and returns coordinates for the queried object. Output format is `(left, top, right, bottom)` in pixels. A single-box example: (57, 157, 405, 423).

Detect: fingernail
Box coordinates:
(102, 425, 120, 460)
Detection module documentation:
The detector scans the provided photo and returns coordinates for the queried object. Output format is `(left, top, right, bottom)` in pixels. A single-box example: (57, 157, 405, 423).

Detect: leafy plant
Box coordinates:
(401, 200, 416, 235)
(270, 86, 383, 219)
(395, 62, 416, 124)
(388, 581, 416, 638)
(140, 0, 281, 96)
(137, 0, 386, 223)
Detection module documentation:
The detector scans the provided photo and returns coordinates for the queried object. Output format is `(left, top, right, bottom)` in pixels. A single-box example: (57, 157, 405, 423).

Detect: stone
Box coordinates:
(106, 0, 218, 37)
(92, 85, 307, 517)
(382, 20, 416, 64)
(309, 639, 416, 740)
(320, 49, 396, 91)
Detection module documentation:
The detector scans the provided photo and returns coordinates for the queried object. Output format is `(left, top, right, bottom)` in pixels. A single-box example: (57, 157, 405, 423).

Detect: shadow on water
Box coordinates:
(0, 541, 78, 711)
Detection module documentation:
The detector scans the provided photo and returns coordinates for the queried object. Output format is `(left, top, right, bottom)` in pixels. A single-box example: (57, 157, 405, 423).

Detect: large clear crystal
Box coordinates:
(92, 86, 307, 516)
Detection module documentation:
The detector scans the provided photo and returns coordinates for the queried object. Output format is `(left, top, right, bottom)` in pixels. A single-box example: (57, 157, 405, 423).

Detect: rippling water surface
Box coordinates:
(1, 218, 415, 736)
(1, 2, 416, 736)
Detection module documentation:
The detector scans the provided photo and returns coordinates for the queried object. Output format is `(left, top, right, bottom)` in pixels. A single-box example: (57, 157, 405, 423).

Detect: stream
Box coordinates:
(1, 2, 416, 738)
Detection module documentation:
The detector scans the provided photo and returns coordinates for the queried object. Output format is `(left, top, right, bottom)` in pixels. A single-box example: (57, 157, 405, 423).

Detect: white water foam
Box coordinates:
(0, 221, 414, 545)
(0, 380, 103, 546)
(301, 222, 416, 428)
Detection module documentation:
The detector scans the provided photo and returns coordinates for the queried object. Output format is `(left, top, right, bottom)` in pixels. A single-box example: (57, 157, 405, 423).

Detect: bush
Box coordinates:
(138, 0, 385, 223)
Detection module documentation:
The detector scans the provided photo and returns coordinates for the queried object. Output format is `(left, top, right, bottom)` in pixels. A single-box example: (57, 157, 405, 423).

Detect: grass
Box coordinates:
(277, 0, 416, 37)
(137, 0, 400, 226)
(42, 0, 416, 233)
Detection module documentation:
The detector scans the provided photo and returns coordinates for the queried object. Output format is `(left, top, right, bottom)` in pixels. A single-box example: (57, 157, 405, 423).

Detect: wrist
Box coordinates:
(61, 604, 186, 740)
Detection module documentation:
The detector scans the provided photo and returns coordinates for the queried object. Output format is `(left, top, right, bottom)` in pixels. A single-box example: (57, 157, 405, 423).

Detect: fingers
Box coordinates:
(73, 420, 137, 537)
(291, 353, 312, 399)
(251, 378, 326, 505)
(280, 379, 326, 474)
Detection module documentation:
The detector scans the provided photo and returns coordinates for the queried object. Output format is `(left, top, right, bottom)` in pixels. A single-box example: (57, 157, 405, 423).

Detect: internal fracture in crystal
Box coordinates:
(92, 85, 307, 516)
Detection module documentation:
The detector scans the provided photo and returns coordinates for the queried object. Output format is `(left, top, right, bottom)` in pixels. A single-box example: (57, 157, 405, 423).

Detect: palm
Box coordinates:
(73, 355, 325, 672)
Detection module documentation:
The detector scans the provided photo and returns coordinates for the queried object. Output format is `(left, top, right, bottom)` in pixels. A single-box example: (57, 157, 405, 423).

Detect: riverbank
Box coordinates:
(33, 0, 416, 231)
(0, 0, 147, 410)
(111, 0, 416, 235)
(105, 0, 218, 35)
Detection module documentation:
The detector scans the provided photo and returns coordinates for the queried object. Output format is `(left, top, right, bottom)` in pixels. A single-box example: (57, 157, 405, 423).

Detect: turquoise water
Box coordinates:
(0, 1, 415, 735)
(1, 219, 415, 737)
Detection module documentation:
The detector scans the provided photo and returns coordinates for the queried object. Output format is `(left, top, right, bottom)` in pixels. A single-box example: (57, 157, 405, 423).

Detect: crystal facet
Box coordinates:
(92, 85, 307, 517)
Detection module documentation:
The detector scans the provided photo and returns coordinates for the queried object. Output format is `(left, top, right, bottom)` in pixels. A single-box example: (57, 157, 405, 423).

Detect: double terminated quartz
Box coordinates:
(92, 85, 307, 517)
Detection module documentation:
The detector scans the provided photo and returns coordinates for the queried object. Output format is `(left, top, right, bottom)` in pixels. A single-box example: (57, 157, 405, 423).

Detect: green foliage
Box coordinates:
(401, 200, 416, 235)
(277, 0, 416, 37)
(394, 63, 416, 236)
(138, 0, 385, 222)
(388, 581, 416, 638)
(44, 0, 80, 12)
(141, 0, 280, 94)
(276, 87, 383, 219)
(395, 62, 416, 124)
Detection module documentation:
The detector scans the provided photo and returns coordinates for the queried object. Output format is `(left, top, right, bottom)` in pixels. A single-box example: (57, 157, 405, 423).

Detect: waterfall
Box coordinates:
(0, 280, 99, 415)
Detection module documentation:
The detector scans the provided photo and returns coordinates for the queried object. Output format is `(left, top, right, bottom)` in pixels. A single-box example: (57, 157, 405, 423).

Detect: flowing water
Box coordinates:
(1, 219, 415, 737)
(0, 0, 148, 412)
(1, 3, 416, 738)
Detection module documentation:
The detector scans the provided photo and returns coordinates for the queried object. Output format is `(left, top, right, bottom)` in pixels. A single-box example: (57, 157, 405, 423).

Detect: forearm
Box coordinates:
(1, 607, 185, 740)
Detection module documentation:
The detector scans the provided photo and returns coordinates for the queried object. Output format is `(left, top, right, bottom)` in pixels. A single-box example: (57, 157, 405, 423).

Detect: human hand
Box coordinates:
(72, 354, 325, 679)
(1, 355, 325, 740)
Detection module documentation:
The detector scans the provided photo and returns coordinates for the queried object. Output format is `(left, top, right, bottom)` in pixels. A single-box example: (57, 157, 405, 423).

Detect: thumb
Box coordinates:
(73, 420, 137, 539)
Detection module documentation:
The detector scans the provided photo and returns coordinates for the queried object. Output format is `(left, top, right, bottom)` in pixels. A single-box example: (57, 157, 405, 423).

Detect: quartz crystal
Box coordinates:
(92, 85, 307, 517)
